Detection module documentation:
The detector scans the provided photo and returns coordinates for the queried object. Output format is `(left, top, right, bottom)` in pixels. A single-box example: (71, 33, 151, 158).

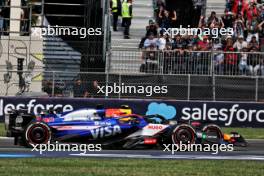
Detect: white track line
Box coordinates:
(70, 153, 264, 161)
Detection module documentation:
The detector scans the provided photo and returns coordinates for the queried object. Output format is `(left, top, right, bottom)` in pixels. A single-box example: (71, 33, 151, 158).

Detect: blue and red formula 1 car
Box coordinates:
(5, 105, 247, 148)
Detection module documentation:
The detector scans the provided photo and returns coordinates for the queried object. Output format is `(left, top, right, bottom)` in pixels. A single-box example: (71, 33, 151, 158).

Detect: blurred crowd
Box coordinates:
(139, 0, 264, 76)
(42, 79, 101, 98)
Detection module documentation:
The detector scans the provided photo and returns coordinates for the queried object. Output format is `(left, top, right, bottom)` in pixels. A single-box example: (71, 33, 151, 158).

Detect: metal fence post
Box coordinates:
(187, 74, 190, 101)
(210, 50, 216, 101)
(52, 71, 55, 97)
(105, 71, 109, 99)
(212, 74, 216, 101)
(255, 76, 259, 102)
(102, 0, 110, 62)
(210, 50, 214, 76)
(160, 51, 164, 74)
(41, 0, 45, 27)
(28, 4, 32, 65)
(118, 73, 121, 99)
(158, 51, 162, 74)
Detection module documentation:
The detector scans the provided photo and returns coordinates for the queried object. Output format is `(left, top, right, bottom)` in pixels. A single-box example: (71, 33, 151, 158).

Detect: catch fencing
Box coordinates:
(0, 70, 263, 102)
(109, 50, 264, 76)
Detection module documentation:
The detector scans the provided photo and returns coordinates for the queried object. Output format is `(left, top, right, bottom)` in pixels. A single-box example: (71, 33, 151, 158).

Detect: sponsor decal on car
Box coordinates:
(52, 126, 100, 131)
(147, 125, 164, 130)
(90, 125, 122, 139)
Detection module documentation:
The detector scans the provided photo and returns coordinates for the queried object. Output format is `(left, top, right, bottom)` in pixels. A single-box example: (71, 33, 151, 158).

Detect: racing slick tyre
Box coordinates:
(172, 124, 196, 145)
(202, 124, 223, 144)
(24, 121, 52, 147)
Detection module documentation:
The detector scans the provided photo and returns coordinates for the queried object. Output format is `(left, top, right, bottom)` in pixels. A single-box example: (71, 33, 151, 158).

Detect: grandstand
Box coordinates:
(108, 0, 264, 101)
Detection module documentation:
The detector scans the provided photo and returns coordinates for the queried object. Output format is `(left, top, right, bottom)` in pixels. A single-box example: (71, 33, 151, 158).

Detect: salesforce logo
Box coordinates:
(181, 104, 264, 126)
(146, 102, 177, 119)
(146, 102, 264, 126)
(0, 99, 73, 116)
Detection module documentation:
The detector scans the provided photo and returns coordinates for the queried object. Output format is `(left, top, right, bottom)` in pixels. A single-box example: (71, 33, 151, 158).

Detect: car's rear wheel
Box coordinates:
(24, 122, 52, 147)
(172, 124, 196, 145)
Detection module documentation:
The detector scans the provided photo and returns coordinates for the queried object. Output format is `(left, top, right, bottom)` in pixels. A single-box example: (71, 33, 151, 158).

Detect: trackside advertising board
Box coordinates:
(0, 97, 264, 127)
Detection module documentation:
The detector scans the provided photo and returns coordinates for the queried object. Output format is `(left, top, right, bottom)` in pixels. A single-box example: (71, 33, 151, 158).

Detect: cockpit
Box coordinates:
(62, 109, 102, 121)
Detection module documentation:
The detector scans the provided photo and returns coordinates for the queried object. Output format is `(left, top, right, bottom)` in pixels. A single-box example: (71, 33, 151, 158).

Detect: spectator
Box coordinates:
(155, 0, 166, 21)
(122, 0, 133, 39)
(213, 39, 225, 74)
(198, 15, 207, 28)
(42, 81, 63, 97)
(110, 0, 122, 31)
(146, 19, 158, 37)
(258, 20, 264, 51)
(238, 47, 250, 75)
(184, 43, 195, 73)
(232, 0, 247, 16)
(170, 10, 177, 27)
(139, 20, 158, 49)
(260, 4, 264, 21)
(259, 4, 264, 21)
(42, 80, 53, 96)
(226, 0, 233, 12)
(207, 11, 220, 27)
(142, 44, 159, 73)
(254, 57, 264, 76)
(221, 11, 234, 28)
(163, 42, 173, 74)
(73, 79, 88, 98)
(157, 34, 167, 50)
(248, 35, 260, 50)
(172, 34, 187, 51)
(54, 82, 63, 97)
(224, 37, 238, 75)
(144, 33, 158, 48)
(233, 14, 245, 38)
(248, 46, 261, 75)
(159, 10, 172, 31)
(0, 13, 3, 35)
(172, 44, 186, 73)
(187, 35, 199, 45)
(246, 15, 259, 42)
(246, 1, 258, 22)
(87, 80, 100, 97)
(233, 35, 248, 51)
(185, 43, 194, 52)
(197, 36, 210, 51)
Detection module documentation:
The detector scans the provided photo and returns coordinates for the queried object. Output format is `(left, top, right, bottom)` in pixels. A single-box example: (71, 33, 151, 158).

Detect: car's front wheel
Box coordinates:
(202, 124, 223, 144)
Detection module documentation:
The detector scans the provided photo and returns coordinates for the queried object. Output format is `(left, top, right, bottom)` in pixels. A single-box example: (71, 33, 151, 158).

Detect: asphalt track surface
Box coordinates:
(0, 137, 264, 160)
